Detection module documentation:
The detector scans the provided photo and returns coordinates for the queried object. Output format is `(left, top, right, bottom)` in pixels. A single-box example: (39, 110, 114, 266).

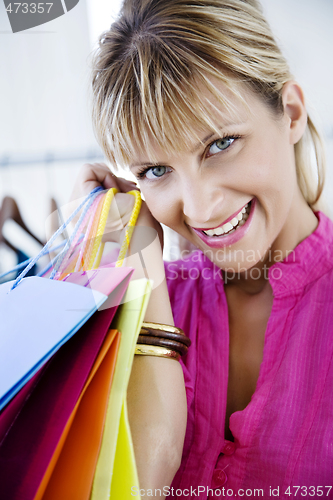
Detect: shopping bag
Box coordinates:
(0, 186, 146, 500)
(0, 276, 107, 411)
(33, 277, 152, 500)
(0, 187, 136, 411)
(34, 328, 121, 500)
(0, 363, 48, 444)
(0, 302, 121, 500)
(0, 266, 133, 411)
(91, 278, 152, 500)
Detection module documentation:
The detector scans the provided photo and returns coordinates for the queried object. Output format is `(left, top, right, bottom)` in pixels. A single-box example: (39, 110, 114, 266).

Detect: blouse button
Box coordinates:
(212, 469, 227, 488)
(222, 441, 236, 455)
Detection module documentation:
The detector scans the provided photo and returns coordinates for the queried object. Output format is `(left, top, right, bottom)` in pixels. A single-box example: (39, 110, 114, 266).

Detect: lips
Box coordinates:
(191, 198, 256, 248)
(192, 201, 250, 232)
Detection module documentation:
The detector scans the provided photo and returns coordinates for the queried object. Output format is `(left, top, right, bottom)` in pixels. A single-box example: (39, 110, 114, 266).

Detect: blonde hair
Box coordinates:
(91, 0, 325, 207)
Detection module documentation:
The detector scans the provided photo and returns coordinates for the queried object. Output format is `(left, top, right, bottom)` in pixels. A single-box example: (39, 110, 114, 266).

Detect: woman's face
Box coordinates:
(130, 79, 313, 272)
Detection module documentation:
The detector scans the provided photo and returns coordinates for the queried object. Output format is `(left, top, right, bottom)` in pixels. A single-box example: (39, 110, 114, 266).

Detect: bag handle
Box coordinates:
(49, 190, 105, 279)
(115, 190, 142, 268)
(55, 188, 142, 276)
(10, 186, 142, 290)
(10, 187, 102, 290)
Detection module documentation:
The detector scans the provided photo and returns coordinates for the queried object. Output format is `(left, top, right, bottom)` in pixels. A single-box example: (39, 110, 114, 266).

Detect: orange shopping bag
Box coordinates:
(34, 328, 121, 500)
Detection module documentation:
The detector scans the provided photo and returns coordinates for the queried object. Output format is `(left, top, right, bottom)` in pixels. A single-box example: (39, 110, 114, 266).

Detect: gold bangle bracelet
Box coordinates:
(141, 321, 185, 336)
(135, 344, 181, 361)
(139, 327, 191, 347)
(137, 335, 189, 356)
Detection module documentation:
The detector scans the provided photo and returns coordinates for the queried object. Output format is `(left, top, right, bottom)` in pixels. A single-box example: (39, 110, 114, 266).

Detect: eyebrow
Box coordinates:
(130, 122, 243, 169)
(130, 161, 162, 169)
(191, 122, 244, 152)
(190, 131, 215, 154)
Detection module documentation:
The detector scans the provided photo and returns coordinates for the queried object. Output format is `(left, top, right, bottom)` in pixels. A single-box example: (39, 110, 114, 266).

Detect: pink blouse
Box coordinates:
(165, 211, 333, 499)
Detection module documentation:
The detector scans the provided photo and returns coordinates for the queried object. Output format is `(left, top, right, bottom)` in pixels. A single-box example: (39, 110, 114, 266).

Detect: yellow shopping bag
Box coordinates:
(90, 278, 152, 500)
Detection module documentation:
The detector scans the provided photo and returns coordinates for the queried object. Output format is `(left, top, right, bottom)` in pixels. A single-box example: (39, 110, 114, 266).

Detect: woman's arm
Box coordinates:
(127, 356, 187, 494)
(70, 164, 187, 496)
(124, 207, 187, 494)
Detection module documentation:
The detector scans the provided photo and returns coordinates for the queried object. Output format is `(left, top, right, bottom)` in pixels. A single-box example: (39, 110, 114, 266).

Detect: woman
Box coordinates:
(71, 0, 333, 497)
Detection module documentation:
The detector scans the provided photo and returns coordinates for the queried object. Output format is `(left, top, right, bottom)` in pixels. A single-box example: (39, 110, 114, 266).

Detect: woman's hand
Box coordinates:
(70, 162, 163, 246)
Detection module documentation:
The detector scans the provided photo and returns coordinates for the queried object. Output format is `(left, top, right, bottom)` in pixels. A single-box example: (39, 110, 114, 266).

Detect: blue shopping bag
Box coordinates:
(0, 275, 108, 411)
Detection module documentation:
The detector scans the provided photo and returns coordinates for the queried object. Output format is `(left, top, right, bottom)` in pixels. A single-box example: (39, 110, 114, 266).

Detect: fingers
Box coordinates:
(79, 163, 115, 194)
(67, 162, 143, 242)
(79, 163, 138, 195)
(116, 176, 139, 193)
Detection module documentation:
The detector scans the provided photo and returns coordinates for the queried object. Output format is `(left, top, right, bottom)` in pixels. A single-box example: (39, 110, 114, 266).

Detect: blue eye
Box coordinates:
(147, 166, 166, 178)
(208, 137, 236, 156)
(138, 165, 171, 180)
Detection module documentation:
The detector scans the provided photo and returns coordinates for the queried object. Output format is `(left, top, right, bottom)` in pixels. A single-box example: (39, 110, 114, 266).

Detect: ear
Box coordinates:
(281, 81, 308, 145)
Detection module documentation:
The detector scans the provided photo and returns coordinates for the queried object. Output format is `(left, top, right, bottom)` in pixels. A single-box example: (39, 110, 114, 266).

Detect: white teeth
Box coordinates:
(215, 227, 225, 236)
(222, 222, 233, 232)
(201, 201, 251, 237)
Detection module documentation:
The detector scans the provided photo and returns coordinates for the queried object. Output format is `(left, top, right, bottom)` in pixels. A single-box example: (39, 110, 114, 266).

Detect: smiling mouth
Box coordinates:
(199, 201, 252, 237)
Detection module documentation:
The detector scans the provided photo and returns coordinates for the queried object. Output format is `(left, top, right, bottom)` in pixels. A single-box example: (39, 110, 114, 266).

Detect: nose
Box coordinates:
(181, 179, 224, 226)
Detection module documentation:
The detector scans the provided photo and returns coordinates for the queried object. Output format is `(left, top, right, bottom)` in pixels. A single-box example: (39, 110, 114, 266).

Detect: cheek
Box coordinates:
(244, 139, 296, 197)
(142, 191, 178, 227)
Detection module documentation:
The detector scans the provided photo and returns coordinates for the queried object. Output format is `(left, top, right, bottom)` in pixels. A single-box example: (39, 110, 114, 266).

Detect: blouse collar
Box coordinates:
(268, 211, 333, 297)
